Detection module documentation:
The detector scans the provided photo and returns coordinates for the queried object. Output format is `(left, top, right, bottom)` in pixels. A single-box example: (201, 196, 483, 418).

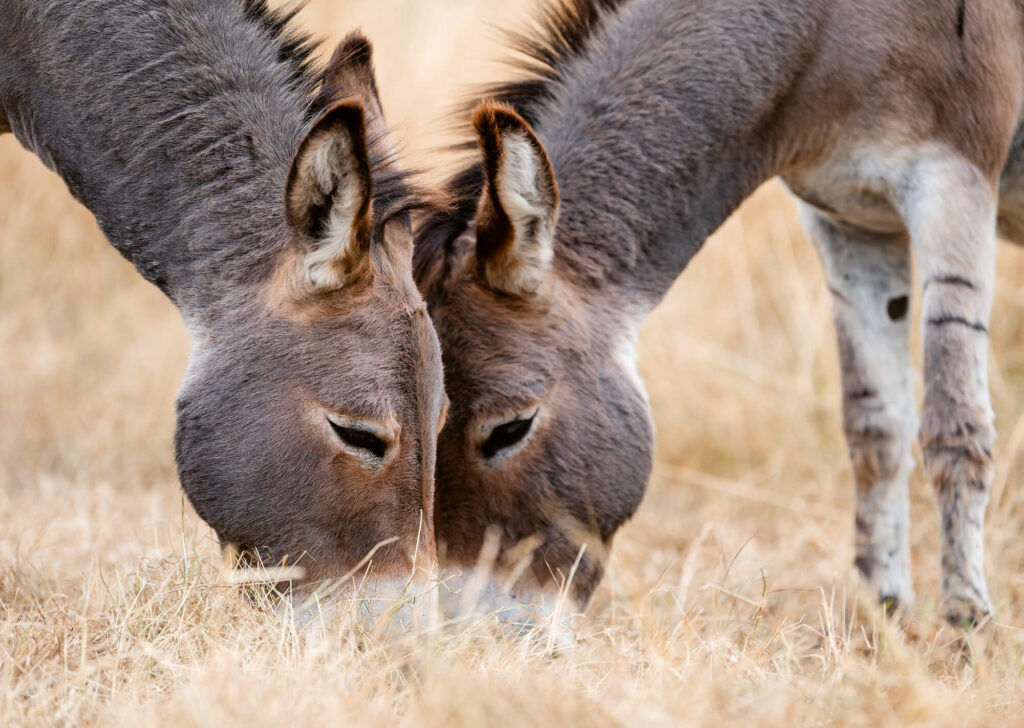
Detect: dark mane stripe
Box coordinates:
(413, 0, 630, 280)
(484, 0, 628, 127)
(241, 0, 321, 115)
(242, 0, 426, 246)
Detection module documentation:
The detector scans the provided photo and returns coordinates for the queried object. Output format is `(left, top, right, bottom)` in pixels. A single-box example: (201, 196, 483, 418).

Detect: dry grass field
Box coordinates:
(2, 1, 1024, 725)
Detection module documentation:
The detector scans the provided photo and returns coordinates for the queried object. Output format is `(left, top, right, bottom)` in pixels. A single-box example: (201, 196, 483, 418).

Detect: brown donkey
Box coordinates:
(0, 1, 445, 598)
(417, 0, 1024, 624)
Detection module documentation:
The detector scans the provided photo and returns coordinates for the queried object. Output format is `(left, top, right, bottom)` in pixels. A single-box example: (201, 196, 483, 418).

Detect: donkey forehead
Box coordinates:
(440, 277, 581, 348)
(438, 313, 565, 411)
(246, 311, 440, 433)
(310, 302, 432, 365)
(248, 274, 430, 365)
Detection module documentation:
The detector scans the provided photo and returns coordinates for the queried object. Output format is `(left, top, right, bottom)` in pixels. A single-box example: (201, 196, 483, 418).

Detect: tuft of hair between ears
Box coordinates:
(413, 0, 630, 283)
(243, 0, 436, 252)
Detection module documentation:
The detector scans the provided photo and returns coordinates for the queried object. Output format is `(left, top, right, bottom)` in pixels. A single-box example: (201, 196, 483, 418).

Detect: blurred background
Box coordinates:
(1, 1, 1023, 723)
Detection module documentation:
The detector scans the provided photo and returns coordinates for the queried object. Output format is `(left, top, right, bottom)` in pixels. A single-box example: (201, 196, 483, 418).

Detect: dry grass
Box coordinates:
(2, 1, 1024, 725)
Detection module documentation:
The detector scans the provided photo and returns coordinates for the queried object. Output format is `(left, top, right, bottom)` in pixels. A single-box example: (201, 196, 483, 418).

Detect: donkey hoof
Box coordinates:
(855, 555, 914, 615)
(877, 590, 915, 618)
(942, 589, 993, 629)
(944, 603, 993, 630)
(879, 594, 902, 613)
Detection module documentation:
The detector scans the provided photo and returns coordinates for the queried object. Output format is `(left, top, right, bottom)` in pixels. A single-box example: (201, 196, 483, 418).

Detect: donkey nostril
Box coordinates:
(887, 295, 909, 321)
(330, 421, 388, 459)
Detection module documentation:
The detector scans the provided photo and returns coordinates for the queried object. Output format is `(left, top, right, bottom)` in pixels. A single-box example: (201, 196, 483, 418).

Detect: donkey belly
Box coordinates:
(997, 123, 1024, 245)
(786, 142, 1024, 248)
(781, 148, 910, 237)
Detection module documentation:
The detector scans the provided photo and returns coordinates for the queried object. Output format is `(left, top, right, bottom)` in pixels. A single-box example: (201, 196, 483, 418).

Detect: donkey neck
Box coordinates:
(538, 0, 821, 307)
(0, 1, 310, 315)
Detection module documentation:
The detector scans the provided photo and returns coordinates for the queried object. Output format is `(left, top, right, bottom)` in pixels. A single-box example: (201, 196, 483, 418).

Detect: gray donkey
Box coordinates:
(417, 0, 1024, 625)
(0, 1, 446, 594)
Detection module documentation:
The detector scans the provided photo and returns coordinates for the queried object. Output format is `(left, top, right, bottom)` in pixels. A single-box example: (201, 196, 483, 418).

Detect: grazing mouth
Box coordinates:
(217, 543, 439, 632)
(217, 543, 307, 587)
(216, 538, 431, 593)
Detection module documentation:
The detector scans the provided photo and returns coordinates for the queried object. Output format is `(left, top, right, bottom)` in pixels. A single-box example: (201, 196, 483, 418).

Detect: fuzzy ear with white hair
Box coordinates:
(320, 32, 388, 139)
(472, 102, 560, 296)
(285, 98, 373, 291)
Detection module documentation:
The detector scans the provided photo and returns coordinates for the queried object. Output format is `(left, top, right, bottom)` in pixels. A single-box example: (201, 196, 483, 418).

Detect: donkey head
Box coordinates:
(175, 36, 446, 596)
(417, 103, 652, 609)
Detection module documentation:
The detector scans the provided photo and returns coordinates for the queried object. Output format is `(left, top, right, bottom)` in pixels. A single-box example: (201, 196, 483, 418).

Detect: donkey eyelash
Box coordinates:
(329, 421, 389, 459)
(481, 411, 538, 459)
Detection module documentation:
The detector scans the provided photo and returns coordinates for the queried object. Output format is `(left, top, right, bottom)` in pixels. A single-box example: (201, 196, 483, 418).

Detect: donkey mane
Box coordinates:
(245, 0, 424, 251)
(414, 0, 629, 281)
(241, 0, 321, 110)
(2, 0, 423, 294)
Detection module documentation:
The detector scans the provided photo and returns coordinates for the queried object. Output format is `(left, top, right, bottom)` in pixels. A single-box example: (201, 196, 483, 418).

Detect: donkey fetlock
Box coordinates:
(845, 407, 915, 610)
(919, 401, 995, 625)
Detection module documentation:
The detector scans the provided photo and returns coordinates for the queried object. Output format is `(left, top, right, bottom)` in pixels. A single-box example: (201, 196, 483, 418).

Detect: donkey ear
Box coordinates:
(472, 102, 560, 296)
(285, 98, 373, 291)
(321, 33, 385, 123)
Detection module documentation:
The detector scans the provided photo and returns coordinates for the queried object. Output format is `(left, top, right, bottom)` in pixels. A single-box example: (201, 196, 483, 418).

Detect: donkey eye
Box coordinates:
(482, 414, 536, 459)
(330, 422, 388, 459)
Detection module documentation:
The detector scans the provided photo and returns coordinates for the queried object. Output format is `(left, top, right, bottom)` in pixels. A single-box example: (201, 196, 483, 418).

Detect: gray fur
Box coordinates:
(418, 0, 1024, 623)
(800, 205, 917, 608)
(1, 0, 305, 301)
(1, 0, 445, 588)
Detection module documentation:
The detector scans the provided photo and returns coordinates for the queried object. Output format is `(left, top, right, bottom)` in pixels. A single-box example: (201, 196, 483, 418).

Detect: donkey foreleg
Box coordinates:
(901, 155, 997, 625)
(801, 205, 916, 609)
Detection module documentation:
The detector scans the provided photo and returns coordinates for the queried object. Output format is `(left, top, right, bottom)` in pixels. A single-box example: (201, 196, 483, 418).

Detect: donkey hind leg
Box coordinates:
(801, 205, 916, 609)
(901, 155, 997, 625)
